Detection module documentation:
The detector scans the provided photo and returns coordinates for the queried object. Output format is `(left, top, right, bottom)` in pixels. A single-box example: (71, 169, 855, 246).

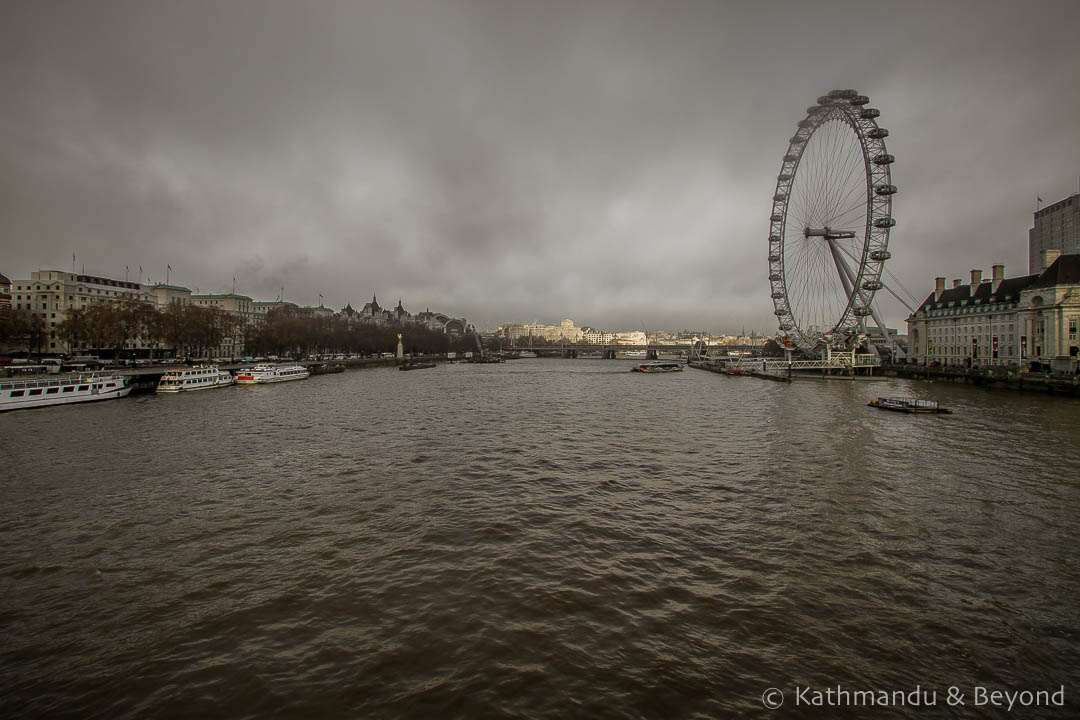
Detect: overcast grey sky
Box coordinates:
(3, 0, 1078, 332)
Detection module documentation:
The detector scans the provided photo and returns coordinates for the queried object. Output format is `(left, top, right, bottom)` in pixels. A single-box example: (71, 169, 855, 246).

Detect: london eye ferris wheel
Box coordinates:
(768, 88, 895, 352)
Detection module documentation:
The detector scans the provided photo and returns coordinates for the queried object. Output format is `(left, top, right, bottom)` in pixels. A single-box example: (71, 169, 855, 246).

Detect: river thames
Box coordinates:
(2, 360, 1078, 718)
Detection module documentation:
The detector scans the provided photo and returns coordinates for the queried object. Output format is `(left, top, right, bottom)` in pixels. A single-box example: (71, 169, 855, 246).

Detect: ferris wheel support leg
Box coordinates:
(827, 239, 888, 333)
(826, 238, 857, 300)
(827, 239, 888, 356)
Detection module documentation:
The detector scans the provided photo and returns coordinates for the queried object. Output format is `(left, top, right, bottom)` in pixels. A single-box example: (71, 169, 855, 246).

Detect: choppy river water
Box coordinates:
(2, 360, 1079, 718)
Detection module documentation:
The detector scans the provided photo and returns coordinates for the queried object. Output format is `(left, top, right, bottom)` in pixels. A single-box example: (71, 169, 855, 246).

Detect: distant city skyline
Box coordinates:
(3, 1, 1078, 333)
(4, 259, 779, 335)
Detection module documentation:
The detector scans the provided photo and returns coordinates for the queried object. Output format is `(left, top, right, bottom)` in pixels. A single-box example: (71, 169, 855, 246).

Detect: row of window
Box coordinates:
(921, 302, 1015, 317)
(8, 383, 115, 398)
(15, 286, 139, 297)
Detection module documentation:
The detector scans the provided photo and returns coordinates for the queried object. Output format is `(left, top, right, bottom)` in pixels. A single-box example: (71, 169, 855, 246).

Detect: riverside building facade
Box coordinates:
(151, 283, 192, 308)
(10, 270, 154, 354)
(907, 254, 1080, 370)
(0, 271, 11, 309)
(191, 293, 258, 359)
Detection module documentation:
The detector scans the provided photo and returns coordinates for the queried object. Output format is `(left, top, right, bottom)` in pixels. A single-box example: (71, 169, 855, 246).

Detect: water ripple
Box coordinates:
(1, 361, 1078, 718)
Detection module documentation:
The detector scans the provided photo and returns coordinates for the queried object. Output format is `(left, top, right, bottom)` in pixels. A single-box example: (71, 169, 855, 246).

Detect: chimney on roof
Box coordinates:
(1042, 249, 1061, 271)
(953, 279, 962, 289)
(992, 264, 1004, 292)
(970, 269, 982, 285)
(935, 276, 945, 300)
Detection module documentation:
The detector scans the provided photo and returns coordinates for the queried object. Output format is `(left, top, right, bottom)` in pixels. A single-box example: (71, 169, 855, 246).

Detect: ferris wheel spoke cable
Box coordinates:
(825, 157, 862, 225)
(828, 153, 864, 222)
(834, 244, 920, 311)
(790, 243, 817, 316)
(788, 243, 814, 307)
(823, 124, 849, 216)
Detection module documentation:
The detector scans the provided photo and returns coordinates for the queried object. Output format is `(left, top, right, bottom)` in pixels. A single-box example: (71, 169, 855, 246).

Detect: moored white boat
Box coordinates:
(235, 364, 311, 384)
(0, 372, 133, 412)
(156, 365, 235, 393)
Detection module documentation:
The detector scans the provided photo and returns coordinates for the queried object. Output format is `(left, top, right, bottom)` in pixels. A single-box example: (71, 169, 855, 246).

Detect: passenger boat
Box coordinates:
(868, 397, 953, 414)
(309, 362, 345, 376)
(630, 362, 683, 373)
(156, 365, 235, 393)
(235, 364, 311, 384)
(399, 360, 436, 371)
(0, 372, 132, 412)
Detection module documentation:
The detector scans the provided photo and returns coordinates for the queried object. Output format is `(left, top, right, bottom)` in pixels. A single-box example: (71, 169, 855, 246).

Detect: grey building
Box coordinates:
(1029, 192, 1080, 274)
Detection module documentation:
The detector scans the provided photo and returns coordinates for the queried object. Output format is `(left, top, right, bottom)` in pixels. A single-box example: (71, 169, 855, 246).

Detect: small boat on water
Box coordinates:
(1, 372, 132, 411)
(868, 397, 953, 414)
(309, 363, 345, 376)
(631, 362, 683, 373)
(399, 360, 436, 371)
(156, 365, 235, 393)
(235, 364, 311, 384)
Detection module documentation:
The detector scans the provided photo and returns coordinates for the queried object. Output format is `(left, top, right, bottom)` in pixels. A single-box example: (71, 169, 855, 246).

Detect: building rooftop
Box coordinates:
(915, 276, 1036, 312)
(914, 254, 1080, 314)
(1027, 253, 1080, 289)
(192, 292, 254, 301)
(153, 283, 192, 292)
(1034, 192, 1078, 219)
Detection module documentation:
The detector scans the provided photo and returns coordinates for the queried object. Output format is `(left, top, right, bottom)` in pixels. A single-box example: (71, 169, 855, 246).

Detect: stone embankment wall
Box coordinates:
(884, 365, 1079, 396)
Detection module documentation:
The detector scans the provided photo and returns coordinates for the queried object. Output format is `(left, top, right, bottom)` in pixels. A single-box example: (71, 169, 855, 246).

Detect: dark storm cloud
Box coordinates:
(3, 0, 1078, 331)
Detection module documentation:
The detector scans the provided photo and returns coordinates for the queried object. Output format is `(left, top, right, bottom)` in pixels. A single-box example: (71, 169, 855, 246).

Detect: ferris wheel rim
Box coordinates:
(768, 89, 894, 351)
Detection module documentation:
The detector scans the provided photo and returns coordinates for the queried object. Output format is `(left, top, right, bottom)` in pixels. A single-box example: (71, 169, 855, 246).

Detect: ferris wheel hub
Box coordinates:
(804, 227, 856, 240)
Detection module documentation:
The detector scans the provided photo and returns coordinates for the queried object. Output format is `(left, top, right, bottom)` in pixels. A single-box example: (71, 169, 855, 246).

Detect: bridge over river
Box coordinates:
(504, 343, 756, 359)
